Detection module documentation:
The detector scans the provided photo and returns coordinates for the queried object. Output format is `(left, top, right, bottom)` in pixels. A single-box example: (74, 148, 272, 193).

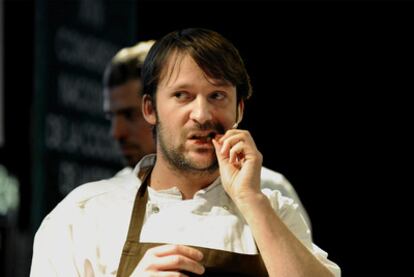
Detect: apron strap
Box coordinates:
(116, 168, 151, 277)
(124, 178, 149, 242)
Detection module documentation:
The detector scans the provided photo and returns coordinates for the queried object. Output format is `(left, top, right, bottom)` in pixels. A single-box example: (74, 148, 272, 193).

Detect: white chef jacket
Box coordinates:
(116, 164, 312, 229)
(30, 154, 340, 276)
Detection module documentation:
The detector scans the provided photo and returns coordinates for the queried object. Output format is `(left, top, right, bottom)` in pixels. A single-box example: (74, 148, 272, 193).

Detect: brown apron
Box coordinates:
(117, 169, 268, 276)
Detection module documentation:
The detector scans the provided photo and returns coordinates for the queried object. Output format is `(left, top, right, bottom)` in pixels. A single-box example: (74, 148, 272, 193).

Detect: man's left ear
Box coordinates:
(236, 100, 244, 125)
(142, 94, 157, 125)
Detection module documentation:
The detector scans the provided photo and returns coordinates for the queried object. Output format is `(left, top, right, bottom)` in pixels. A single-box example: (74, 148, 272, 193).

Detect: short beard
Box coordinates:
(156, 119, 221, 176)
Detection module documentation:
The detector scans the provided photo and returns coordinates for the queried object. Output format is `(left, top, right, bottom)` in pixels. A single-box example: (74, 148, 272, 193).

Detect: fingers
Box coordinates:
(132, 244, 205, 276)
(228, 141, 245, 166)
(215, 130, 255, 160)
(151, 244, 203, 261)
(147, 245, 204, 274)
(153, 272, 189, 277)
(154, 255, 205, 275)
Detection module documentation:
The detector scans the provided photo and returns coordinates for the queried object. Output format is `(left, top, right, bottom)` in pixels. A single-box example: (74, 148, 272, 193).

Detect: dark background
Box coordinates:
(1, 0, 412, 276)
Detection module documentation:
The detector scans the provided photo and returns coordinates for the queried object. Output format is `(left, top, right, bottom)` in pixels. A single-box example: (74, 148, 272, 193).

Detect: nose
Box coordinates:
(189, 97, 213, 125)
(111, 116, 128, 141)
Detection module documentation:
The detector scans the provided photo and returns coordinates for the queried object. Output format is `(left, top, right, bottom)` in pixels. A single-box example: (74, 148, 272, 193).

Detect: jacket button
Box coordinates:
(152, 206, 160, 213)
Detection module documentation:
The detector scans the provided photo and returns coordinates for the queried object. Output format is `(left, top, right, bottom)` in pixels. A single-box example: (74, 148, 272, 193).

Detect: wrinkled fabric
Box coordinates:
(31, 154, 340, 277)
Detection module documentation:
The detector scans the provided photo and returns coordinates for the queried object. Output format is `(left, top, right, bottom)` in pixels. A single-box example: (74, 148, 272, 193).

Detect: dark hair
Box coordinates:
(103, 41, 155, 89)
(142, 28, 252, 103)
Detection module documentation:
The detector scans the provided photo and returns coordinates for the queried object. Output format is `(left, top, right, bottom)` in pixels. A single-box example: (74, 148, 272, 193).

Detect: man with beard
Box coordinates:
(31, 29, 340, 276)
(103, 38, 312, 227)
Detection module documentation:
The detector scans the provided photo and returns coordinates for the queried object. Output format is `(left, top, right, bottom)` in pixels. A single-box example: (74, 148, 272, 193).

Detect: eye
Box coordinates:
(124, 110, 134, 120)
(114, 108, 139, 122)
(210, 92, 225, 101)
(126, 109, 143, 121)
(173, 91, 191, 101)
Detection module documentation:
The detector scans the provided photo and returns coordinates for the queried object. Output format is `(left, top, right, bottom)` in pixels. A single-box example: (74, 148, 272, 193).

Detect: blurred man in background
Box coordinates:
(102, 41, 156, 173)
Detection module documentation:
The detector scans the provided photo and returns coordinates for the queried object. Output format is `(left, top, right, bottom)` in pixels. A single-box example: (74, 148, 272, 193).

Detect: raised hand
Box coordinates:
(212, 129, 262, 206)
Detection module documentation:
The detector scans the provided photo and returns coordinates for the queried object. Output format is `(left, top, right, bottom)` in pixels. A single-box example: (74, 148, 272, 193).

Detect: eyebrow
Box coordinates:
(167, 80, 233, 91)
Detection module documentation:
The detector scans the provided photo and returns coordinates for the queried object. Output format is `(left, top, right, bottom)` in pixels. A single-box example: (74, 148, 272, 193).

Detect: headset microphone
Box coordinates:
(232, 117, 241, 129)
(232, 105, 242, 129)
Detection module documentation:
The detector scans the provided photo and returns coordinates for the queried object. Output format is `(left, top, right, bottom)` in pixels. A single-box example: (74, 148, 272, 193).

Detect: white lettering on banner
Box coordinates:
(57, 73, 103, 115)
(55, 27, 118, 74)
(45, 113, 120, 162)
